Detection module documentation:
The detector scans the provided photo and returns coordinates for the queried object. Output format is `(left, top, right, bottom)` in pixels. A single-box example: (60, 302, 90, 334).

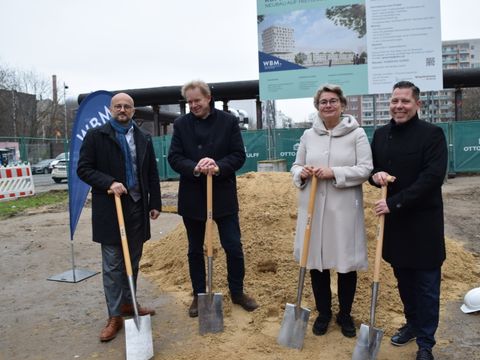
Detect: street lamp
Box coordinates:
(63, 83, 69, 140)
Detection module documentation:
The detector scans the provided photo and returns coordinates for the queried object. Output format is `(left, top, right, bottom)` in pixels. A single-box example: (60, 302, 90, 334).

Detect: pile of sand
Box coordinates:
(141, 172, 479, 360)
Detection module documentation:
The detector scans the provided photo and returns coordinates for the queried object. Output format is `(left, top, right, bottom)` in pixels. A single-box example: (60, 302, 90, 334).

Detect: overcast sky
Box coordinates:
(1, 0, 479, 122)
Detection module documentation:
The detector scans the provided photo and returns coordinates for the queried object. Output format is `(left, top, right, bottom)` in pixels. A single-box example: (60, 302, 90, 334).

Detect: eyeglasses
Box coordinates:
(318, 98, 340, 107)
(113, 104, 134, 111)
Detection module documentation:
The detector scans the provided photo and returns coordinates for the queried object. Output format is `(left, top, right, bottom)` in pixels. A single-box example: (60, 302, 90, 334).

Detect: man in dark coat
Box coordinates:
(369, 81, 447, 360)
(77, 92, 161, 342)
(168, 80, 258, 318)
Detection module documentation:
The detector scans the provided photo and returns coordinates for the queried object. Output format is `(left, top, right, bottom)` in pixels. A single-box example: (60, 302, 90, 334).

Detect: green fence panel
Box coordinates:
(362, 126, 375, 142)
(154, 131, 269, 179)
(152, 135, 180, 180)
(0, 136, 67, 164)
(240, 130, 269, 174)
(151, 120, 480, 180)
(273, 128, 306, 170)
(152, 137, 166, 179)
(435, 122, 454, 174)
(163, 135, 180, 179)
(452, 120, 480, 173)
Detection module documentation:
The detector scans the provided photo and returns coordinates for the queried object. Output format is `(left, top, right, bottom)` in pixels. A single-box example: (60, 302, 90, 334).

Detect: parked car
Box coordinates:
(49, 152, 70, 171)
(51, 160, 68, 183)
(31, 159, 55, 174)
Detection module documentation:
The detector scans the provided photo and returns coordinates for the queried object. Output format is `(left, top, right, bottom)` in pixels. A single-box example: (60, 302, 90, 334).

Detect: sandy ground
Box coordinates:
(0, 174, 479, 360)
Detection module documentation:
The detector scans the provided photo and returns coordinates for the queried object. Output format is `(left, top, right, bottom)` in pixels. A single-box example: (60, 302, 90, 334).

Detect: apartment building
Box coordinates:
(346, 38, 480, 126)
(262, 26, 296, 62)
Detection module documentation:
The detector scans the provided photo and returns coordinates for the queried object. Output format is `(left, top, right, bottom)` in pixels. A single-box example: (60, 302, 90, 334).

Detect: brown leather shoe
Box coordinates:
(100, 316, 123, 342)
(189, 296, 198, 318)
(231, 293, 259, 312)
(120, 303, 156, 317)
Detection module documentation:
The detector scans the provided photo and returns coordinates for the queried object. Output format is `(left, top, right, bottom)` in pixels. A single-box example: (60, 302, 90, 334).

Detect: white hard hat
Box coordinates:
(460, 287, 480, 313)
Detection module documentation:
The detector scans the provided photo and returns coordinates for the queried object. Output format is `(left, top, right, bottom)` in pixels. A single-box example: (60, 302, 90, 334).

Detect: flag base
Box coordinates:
(47, 268, 98, 283)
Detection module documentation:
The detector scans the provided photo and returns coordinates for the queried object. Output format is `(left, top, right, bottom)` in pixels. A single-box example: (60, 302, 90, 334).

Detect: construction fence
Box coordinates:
(1, 120, 479, 179)
(153, 120, 480, 180)
(0, 136, 68, 166)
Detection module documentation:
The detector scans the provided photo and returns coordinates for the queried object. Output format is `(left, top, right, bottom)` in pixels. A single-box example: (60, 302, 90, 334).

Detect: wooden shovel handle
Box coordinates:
(373, 176, 394, 282)
(108, 191, 134, 277)
(300, 175, 318, 267)
(206, 173, 213, 257)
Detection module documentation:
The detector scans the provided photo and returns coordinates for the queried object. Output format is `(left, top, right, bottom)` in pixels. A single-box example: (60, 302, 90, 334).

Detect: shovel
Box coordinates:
(278, 175, 318, 350)
(111, 192, 154, 360)
(352, 177, 394, 360)
(198, 172, 224, 335)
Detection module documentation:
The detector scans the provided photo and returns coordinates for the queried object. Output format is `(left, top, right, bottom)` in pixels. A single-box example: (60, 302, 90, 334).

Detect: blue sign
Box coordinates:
(68, 91, 112, 240)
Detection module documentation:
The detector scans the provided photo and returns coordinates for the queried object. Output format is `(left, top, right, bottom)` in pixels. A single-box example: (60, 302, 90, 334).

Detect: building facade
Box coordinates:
(346, 38, 480, 126)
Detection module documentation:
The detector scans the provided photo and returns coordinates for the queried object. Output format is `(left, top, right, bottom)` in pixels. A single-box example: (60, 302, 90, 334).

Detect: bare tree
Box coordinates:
(0, 62, 65, 138)
(0, 63, 17, 91)
(462, 88, 480, 120)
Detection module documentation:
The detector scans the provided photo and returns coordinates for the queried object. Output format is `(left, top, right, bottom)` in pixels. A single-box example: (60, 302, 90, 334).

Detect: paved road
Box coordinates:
(32, 173, 68, 193)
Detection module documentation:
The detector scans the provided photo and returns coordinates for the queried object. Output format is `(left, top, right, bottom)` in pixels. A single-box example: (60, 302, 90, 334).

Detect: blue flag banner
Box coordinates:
(68, 91, 113, 240)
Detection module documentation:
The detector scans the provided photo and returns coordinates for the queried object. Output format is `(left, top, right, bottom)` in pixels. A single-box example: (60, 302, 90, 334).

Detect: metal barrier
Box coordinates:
(0, 164, 35, 201)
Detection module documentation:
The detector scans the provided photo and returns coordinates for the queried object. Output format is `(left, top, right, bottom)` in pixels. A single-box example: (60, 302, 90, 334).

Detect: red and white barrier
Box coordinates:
(0, 164, 36, 201)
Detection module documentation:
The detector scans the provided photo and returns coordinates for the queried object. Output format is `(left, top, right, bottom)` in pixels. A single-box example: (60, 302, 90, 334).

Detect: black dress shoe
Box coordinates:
(231, 293, 259, 312)
(312, 314, 331, 336)
(336, 313, 356, 338)
(416, 348, 434, 360)
(189, 296, 198, 318)
(391, 324, 416, 346)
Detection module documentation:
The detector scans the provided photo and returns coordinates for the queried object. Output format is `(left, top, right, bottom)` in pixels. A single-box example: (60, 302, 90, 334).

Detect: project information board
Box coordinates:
(257, 0, 442, 99)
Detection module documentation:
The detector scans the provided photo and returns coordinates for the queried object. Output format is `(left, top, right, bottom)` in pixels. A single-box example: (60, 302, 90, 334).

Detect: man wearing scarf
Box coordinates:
(78, 92, 161, 342)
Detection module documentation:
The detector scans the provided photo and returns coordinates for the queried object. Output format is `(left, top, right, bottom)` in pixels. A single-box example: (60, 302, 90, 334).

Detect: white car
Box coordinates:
(51, 160, 68, 183)
(49, 152, 69, 171)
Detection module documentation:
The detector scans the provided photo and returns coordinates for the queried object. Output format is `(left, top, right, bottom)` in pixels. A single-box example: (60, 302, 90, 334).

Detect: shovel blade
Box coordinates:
(198, 292, 224, 335)
(277, 303, 310, 350)
(351, 323, 383, 360)
(125, 315, 154, 360)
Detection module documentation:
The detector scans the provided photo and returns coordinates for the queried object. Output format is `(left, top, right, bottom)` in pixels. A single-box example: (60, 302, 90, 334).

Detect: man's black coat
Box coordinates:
(370, 115, 447, 269)
(77, 122, 161, 245)
(168, 109, 245, 220)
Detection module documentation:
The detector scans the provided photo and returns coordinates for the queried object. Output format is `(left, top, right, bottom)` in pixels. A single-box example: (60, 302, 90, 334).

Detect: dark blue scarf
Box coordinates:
(110, 119, 137, 189)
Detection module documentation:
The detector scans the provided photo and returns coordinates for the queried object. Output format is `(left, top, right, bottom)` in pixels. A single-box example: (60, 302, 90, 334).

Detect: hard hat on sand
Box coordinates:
(461, 287, 480, 313)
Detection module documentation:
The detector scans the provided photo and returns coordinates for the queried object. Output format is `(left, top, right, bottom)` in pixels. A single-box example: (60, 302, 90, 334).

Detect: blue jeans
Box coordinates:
(393, 266, 441, 350)
(183, 213, 245, 296)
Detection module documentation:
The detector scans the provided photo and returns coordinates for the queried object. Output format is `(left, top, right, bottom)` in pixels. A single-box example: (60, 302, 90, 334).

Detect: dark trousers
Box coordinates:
(183, 213, 245, 296)
(101, 197, 144, 317)
(310, 269, 357, 317)
(393, 266, 441, 350)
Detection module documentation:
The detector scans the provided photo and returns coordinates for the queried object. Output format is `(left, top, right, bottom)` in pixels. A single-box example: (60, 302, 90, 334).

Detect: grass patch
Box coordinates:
(0, 190, 68, 220)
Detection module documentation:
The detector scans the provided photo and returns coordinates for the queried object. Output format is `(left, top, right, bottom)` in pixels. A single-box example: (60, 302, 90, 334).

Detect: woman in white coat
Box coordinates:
(291, 84, 373, 338)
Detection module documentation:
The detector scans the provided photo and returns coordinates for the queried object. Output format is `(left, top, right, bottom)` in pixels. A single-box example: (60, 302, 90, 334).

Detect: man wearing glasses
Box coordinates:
(369, 81, 447, 360)
(78, 92, 161, 342)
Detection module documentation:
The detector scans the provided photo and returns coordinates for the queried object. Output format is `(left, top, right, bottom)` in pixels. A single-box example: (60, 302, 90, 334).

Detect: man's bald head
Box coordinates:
(110, 93, 135, 123)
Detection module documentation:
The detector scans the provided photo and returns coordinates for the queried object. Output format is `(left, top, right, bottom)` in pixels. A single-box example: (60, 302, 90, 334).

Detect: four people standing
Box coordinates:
(370, 81, 447, 360)
(291, 84, 373, 338)
(78, 81, 448, 360)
